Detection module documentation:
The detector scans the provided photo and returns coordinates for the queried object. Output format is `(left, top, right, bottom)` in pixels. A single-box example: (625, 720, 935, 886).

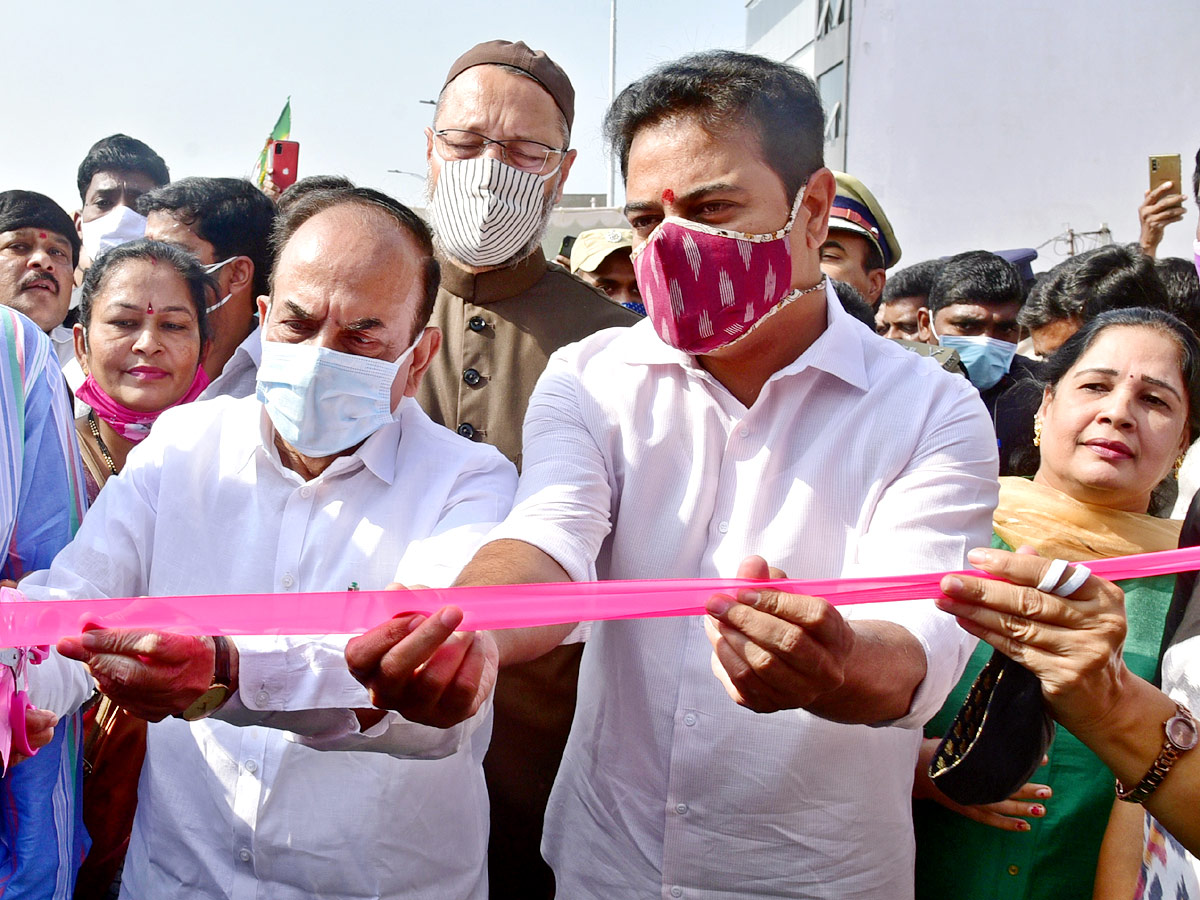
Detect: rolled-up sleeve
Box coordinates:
(484, 349, 614, 583)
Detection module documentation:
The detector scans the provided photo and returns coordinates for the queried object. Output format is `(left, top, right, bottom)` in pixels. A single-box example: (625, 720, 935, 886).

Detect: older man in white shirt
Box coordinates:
(28, 186, 516, 900)
(352, 51, 998, 900)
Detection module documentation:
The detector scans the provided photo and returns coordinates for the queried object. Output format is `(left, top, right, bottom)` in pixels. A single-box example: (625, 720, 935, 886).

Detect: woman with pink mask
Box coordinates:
(73, 239, 211, 501)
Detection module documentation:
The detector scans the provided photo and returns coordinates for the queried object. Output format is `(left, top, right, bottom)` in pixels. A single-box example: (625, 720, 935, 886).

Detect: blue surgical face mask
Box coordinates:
(255, 328, 425, 457)
(932, 321, 1017, 391)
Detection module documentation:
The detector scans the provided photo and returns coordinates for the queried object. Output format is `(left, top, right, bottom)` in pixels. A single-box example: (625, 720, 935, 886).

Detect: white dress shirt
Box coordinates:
(21, 395, 517, 900)
(199, 323, 262, 401)
(488, 287, 998, 899)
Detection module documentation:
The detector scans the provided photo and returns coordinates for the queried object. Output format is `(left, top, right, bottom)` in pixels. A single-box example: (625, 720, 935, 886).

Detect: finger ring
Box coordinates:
(1036, 558, 1069, 593)
(1052, 564, 1091, 598)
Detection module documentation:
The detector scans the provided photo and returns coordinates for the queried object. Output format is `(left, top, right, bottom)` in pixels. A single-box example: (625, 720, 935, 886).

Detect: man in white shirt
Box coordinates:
(352, 50, 998, 899)
(28, 186, 517, 899)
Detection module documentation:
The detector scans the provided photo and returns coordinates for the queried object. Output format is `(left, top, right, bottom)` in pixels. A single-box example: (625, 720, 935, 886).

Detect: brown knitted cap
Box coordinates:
(441, 39, 575, 133)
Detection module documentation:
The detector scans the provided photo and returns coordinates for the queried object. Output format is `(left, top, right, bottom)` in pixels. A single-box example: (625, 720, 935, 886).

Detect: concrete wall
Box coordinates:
(842, 0, 1200, 272)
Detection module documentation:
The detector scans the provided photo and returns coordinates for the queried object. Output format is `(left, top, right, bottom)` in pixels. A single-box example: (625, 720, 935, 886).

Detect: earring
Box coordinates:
(1032, 417, 1042, 448)
(1175, 453, 1187, 479)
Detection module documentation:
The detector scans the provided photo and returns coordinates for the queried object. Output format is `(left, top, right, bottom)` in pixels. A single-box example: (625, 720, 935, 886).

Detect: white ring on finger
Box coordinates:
(1036, 558, 1070, 593)
(1052, 564, 1092, 598)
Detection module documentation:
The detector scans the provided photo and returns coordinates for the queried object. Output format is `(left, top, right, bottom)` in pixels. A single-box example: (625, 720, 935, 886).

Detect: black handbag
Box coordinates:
(927, 649, 1055, 805)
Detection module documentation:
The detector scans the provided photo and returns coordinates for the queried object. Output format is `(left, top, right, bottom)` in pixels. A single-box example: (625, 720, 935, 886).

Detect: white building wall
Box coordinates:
(844, 0, 1200, 270)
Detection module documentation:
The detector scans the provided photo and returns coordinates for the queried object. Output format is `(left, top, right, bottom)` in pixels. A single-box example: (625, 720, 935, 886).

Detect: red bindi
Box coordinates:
(146, 302, 154, 315)
(661, 188, 675, 204)
(38, 232, 46, 239)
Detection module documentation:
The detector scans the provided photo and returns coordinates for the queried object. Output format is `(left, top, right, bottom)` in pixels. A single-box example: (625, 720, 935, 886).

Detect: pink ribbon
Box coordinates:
(3, 545, 1199, 646)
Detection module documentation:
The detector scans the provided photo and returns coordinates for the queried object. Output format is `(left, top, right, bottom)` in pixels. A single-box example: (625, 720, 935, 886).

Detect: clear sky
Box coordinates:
(3, 1, 744, 214)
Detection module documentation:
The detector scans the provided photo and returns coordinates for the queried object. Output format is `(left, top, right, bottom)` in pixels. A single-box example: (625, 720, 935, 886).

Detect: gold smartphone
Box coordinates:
(1150, 154, 1182, 192)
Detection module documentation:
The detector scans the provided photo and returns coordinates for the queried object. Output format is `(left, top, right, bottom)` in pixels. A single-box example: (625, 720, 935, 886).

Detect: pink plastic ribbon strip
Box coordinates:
(3, 545, 1200, 646)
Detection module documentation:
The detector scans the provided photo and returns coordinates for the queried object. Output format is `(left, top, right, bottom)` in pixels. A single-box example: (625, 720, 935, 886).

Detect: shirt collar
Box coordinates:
(246, 398, 404, 486)
(620, 281, 871, 392)
(437, 248, 548, 303)
(241, 323, 263, 367)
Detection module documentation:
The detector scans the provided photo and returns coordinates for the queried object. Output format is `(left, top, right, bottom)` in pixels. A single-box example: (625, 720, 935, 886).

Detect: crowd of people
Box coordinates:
(3, 37, 1200, 900)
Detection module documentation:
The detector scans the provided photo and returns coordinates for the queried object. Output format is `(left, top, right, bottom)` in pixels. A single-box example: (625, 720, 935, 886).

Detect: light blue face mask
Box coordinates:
(934, 326, 1017, 391)
(255, 329, 424, 457)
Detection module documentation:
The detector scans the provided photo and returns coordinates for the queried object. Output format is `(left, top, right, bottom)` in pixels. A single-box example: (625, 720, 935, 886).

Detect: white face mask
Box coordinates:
(80, 205, 147, 261)
(203, 257, 238, 314)
(429, 155, 557, 267)
(255, 328, 425, 457)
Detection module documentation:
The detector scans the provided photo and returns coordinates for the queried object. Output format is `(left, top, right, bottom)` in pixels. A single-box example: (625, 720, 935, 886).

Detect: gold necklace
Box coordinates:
(87, 412, 118, 476)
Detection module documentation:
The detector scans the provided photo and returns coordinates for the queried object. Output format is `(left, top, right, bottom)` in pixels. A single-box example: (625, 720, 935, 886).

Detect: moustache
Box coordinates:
(19, 273, 59, 294)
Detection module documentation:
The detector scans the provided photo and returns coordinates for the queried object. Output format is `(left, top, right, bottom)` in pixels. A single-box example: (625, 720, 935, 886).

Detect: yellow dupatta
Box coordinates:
(992, 476, 1181, 562)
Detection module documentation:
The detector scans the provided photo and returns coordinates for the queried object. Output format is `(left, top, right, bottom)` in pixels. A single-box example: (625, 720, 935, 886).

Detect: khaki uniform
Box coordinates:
(417, 248, 638, 899)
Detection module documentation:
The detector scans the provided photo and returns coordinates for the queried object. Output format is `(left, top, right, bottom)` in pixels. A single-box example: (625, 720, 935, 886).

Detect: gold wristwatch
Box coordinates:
(1116, 703, 1198, 803)
(177, 636, 233, 722)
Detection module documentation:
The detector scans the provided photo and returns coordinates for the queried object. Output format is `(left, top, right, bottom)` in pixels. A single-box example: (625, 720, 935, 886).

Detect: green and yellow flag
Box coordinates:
(253, 98, 292, 187)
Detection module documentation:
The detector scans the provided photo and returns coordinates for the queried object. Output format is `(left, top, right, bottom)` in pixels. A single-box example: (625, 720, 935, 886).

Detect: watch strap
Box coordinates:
(1117, 703, 1197, 803)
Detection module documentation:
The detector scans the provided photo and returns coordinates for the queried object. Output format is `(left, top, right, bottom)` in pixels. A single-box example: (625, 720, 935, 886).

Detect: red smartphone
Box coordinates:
(269, 140, 300, 190)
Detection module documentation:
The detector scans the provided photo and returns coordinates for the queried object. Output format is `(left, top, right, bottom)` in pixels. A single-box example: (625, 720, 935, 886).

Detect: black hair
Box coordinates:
(1042, 306, 1200, 441)
(604, 50, 823, 201)
(1193, 147, 1199, 204)
(881, 259, 943, 306)
(76, 134, 170, 203)
(78, 238, 214, 344)
(1018, 244, 1168, 330)
(926, 250, 1023, 316)
(269, 186, 440, 339)
(137, 177, 276, 301)
(1155, 256, 1200, 339)
(830, 279, 875, 329)
(277, 175, 356, 215)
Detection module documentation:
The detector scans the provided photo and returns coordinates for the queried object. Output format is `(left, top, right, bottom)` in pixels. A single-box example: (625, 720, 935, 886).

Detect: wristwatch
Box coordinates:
(177, 636, 233, 722)
(1116, 703, 1198, 803)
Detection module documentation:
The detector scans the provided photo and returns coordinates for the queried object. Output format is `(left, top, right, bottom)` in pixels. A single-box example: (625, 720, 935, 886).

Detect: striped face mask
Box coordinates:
(429, 155, 557, 268)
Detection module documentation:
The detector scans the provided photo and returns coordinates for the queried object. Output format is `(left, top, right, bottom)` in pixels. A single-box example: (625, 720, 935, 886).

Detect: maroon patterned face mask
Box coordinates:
(632, 189, 820, 355)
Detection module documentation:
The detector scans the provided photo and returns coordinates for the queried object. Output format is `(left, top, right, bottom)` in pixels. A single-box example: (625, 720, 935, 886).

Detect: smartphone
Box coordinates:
(1149, 154, 1181, 193)
(269, 140, 300, 190)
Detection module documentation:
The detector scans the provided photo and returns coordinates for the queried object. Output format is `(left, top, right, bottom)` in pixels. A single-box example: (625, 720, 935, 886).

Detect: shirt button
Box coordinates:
(457, 422, 476, 439)
(1007, 865, 1019, 876)
(255, 690, 270, 705)
(738, 426, 750, 438)
(281, 574, 294, 588)
(675, 803, 688, 815)
(683, 713, 697, 726)
(463, 367, 482, 387)
(670, 888, 683, 898)
(299, 485, 312, 499)
(239, 848, 251, 862)
(468, 315, 486, 333)
(717, 521, 729, 534)
(245, 759, 258, 773)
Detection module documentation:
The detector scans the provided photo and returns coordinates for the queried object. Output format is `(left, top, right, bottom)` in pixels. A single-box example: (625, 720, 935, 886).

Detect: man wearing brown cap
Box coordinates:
(416, 39, 638, 900)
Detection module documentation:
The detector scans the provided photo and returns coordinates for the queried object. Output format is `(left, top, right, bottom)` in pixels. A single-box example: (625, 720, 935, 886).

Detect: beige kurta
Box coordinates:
(417, 248, 639, 468)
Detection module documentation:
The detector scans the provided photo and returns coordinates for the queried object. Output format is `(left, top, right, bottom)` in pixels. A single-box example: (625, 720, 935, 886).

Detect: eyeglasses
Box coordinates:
(433, 129, 567, 176)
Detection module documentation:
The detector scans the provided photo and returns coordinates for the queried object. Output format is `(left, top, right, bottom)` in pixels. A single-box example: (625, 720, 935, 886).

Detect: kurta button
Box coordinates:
(463, 367, 482, 386)
(717, 521, 729, 534)
(670, 888, 683, 898)
(675, 803, 688, 815)
(245, 759, 258, 773)
(457, 423, 476, 439)
(281, 574, 294, 588)
(1007, 865, 1019, 876)
(239, 848, 251, 862)
(468, 316, 486, 332)
(683, 713, 697, 726)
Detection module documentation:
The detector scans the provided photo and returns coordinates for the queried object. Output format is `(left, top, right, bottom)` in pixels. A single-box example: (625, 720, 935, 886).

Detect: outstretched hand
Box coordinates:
(57, 627, 219, 722)
(704, 556, 855, 714)
(346, 591, 497, 729)
(936, 546, 1128, 733)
